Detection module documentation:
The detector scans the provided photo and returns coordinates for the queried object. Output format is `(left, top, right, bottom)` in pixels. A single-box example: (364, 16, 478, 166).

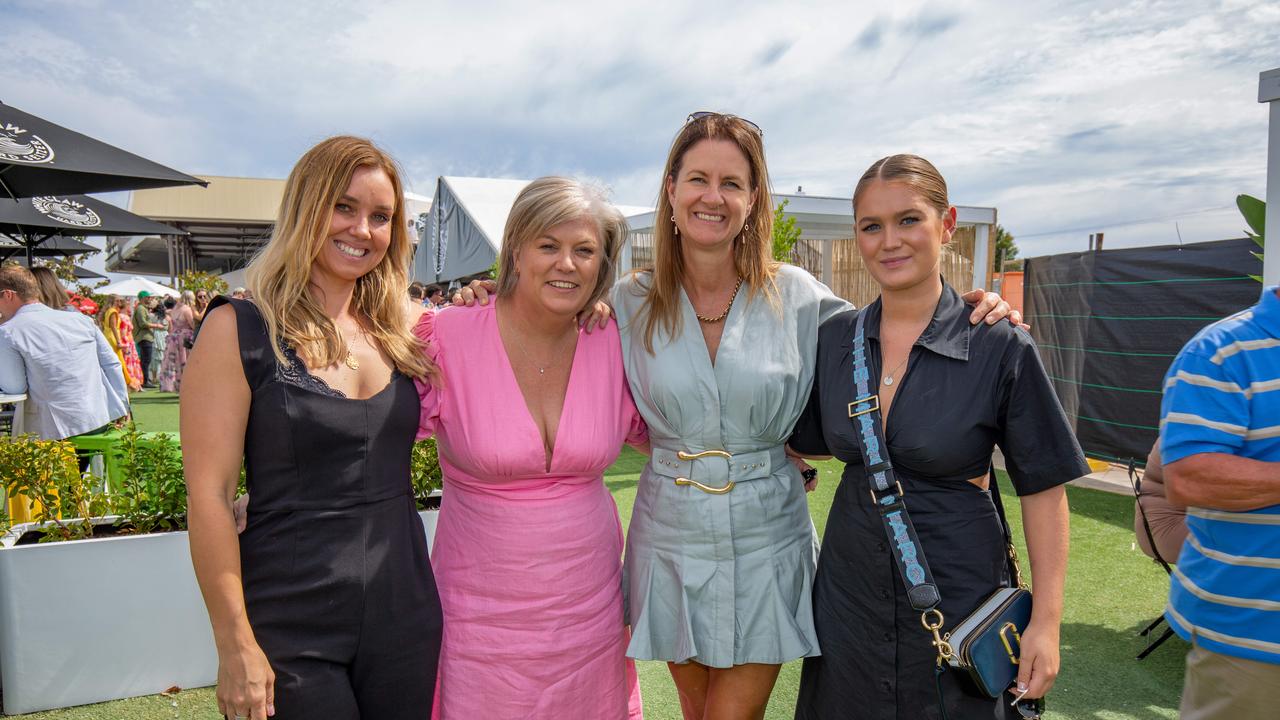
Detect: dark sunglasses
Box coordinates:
(686, 111, 762, 136)
(1011, 695, 1044, 719)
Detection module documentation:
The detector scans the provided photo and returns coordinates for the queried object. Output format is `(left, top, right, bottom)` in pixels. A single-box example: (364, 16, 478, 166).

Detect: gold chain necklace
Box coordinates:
(694, 277, 743, 324)
(341, 322, 366, 370)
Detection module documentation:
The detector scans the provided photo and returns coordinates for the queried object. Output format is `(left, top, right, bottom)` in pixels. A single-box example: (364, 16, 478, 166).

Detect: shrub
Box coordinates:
(112, 423, 187, 534)
(411, 438, 442, 510)
(0, 435, 108, 542)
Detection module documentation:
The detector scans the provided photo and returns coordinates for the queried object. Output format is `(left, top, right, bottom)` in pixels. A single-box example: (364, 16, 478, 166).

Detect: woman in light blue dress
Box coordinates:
(613, 113, 1017, 719)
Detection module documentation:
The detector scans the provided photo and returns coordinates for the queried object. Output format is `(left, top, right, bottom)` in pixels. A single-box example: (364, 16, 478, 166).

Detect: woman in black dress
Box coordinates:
(184, 136, 442, 720)
(791, 155, 1086, 719)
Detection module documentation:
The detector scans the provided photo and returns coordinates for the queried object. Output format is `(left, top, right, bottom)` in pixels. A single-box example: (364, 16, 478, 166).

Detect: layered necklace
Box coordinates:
(694, 277, 743, 324)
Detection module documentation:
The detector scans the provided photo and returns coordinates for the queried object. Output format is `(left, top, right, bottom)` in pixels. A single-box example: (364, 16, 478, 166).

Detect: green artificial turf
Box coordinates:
(26, 426, 1182, 719)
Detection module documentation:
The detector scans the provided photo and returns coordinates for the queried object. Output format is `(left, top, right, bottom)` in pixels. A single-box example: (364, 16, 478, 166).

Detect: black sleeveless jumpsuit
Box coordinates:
(217, 297, 442, 719)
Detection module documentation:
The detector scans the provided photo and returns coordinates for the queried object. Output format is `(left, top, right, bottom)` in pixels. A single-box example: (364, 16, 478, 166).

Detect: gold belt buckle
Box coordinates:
(674, 449, 734, 494)
(848, 394, 880, 418)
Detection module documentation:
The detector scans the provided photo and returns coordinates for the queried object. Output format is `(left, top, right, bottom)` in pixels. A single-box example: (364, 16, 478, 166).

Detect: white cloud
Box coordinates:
(1, 0, 1275, 263)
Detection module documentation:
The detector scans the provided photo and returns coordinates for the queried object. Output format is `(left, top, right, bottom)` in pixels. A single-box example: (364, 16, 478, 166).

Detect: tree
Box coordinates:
(993, 224, 1021, 272)
(772, 200, 802, 263)
(178, 270, 229, 295)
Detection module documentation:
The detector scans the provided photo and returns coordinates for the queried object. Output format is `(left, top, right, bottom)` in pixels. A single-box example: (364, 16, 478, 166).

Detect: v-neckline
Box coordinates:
(494, 303, 584, 474)
(679, 284, 742, 369)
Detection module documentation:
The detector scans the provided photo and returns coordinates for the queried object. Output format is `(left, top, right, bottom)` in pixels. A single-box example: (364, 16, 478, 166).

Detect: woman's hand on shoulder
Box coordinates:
(579, 300, 613, 333)
(451, 279, 497, 306)
(960, 288, 1027, 330)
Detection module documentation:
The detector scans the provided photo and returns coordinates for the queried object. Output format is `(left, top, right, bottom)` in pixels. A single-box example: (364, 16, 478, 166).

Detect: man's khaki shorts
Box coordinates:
(1180, 639, 1280, 720)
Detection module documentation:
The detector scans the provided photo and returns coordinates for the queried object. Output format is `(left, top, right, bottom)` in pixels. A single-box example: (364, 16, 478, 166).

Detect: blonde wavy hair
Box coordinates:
(636, 113, 779, 353)
(245, 135, 432, 380)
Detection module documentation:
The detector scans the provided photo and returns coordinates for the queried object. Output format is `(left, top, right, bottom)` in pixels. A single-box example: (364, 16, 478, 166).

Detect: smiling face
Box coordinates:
(511, 216, 601, 319)
(666, 139, 757, 254)
(855, 179, 957, 292)
(312, 165, 396, 288)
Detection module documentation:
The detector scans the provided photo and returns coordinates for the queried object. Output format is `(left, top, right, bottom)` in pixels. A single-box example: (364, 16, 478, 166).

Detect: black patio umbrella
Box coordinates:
(0, 101, 207, 198)
(0, 193, 186, 263)
(0, 236, 96, 262)
(10, 255, 106, 280)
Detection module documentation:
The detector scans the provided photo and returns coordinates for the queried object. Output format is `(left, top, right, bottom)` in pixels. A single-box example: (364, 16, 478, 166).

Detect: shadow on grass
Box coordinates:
(1064, 483, 1137, 532)
(129, 392, 179, 406)
(1051, 619, 1185, 719)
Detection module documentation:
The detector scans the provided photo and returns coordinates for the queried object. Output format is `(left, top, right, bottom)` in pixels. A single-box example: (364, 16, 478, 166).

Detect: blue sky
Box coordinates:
(3, 0, 1277, 270)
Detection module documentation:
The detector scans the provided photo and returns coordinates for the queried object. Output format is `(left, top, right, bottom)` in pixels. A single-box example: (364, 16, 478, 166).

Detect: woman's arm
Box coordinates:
(182, 305, 275, 720)
(1014, 484, 1069, 699)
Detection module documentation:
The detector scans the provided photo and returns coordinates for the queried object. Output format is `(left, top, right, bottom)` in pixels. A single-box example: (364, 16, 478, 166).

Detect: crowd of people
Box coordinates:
(0, 259, 242, 442)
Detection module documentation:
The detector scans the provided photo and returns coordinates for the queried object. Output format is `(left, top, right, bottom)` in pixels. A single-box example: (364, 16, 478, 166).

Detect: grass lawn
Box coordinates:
(15, 398, 1183, 718)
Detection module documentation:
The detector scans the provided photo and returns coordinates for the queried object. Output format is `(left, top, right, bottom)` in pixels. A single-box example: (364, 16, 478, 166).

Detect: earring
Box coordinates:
(671, 213, 679, 238)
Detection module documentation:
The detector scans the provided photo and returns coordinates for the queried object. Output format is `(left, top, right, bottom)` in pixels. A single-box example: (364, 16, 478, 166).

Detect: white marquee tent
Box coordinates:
(411, 176, 650, 285)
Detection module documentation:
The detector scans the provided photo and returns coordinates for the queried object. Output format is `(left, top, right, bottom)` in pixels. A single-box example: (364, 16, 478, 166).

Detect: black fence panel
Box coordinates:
(1024, 238, 1263, 465)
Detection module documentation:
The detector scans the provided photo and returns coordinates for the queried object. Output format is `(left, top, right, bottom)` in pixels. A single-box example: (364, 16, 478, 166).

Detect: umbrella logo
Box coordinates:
(31, 196, 102, 228)
(0, 122, 55, 165)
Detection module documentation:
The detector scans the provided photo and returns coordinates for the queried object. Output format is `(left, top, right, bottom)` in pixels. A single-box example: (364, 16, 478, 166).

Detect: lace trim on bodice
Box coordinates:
(272, 341, 403, 400)
(275, 342, 349, 399)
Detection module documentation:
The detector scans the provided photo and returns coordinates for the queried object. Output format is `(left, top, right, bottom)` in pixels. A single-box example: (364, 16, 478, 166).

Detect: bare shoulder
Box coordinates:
(187, 304, 244, 382)
(404, 299, 429, 328)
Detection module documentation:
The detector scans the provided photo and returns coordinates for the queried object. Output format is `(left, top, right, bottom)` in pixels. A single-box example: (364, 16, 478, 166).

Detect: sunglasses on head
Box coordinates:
(685, 111, 762, 136)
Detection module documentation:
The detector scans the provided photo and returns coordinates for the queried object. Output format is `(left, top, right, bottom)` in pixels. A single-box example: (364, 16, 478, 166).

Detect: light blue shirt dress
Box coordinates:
(613, 265, 851, 668)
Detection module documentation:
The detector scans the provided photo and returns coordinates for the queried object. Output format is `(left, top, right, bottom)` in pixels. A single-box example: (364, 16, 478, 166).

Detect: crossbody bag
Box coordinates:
(846, 307, 1042, 719)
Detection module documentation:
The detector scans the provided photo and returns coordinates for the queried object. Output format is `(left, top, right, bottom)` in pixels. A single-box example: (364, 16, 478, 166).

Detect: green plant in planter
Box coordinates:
(411, 438, 442, 510)
(112, 423, 188, 534)
(0, 435, 108, 541)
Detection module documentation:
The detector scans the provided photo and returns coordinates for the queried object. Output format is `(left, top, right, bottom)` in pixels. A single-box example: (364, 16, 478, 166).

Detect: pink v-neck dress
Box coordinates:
(414, 302, 646, 720)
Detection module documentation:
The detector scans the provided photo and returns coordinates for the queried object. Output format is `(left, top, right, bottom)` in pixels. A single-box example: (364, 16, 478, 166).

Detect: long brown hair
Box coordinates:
(245, 135, 433, 380)
(635, 113, 778, 353)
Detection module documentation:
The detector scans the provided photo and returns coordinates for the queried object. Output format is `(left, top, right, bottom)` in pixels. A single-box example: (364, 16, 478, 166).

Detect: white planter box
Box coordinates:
(419, 509, 438, 552)
(0, 508, 440, 715)
(0, 526, 217, 715)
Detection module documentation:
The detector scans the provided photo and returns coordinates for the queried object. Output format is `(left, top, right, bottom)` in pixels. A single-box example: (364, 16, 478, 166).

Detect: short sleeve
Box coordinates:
(997, 333, 1090, 495)
(412, 310, 444, 440)
(1159, 346, 1249, 464)
(789, 354, 830, 456)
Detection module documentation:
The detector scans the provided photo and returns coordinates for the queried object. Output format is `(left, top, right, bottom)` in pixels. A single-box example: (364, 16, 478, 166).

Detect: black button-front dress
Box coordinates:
(790, 284, 1088, 720)
(214, 296, 443, 719)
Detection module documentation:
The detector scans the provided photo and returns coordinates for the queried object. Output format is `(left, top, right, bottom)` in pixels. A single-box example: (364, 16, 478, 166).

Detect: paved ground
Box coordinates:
(993, 448, 1138, 496)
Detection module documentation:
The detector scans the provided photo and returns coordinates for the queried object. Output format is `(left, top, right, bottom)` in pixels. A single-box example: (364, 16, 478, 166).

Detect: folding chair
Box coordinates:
(1128, 458, 1177, 659)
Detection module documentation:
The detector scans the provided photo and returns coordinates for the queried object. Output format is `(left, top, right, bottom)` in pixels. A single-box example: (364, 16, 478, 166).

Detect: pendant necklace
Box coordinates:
(695, 277, 744, 324)
(342, 322, 366, 371)
(509, 318, 575, 376)
(882, 354, 910, 386)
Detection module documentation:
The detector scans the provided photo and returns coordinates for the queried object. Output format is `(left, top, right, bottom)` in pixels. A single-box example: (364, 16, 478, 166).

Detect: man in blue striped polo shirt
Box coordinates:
(1160, 284, 1280, 719)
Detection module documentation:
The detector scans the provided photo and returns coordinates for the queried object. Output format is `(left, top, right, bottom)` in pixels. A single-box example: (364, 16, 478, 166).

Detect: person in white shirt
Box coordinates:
(0, 265, 130, 440)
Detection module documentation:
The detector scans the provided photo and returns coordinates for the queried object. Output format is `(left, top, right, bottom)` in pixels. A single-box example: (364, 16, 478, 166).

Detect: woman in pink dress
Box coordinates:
(158, 291, 196, 392)
(119, 297, 145, 391)
(414, 177, 647, 719)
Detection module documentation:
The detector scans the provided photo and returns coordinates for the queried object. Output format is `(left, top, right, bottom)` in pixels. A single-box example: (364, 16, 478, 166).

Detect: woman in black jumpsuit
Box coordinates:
(186, 136, 441, 720)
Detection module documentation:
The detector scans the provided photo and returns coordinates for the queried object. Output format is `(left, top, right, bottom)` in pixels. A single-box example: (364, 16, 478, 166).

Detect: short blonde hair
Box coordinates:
(496, 177, 627, 314)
